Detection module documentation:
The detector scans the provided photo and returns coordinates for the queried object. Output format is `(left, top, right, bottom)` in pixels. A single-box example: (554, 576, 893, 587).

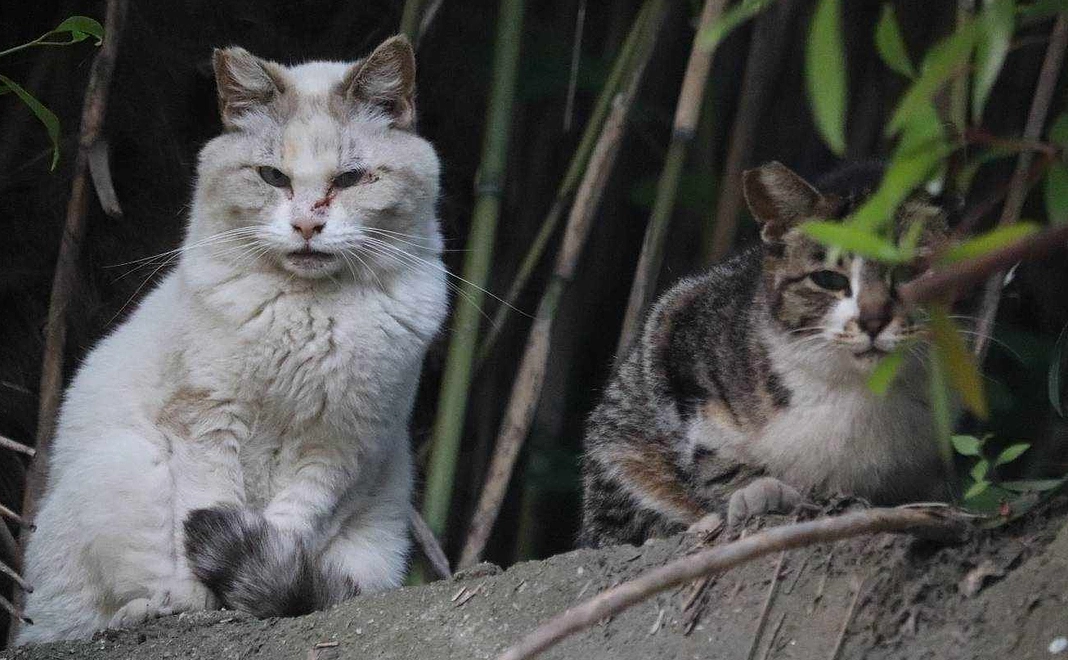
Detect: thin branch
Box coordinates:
(705, 0, 800, 264)
(0, 503, 31, 530)
(459, 28, 660, 568)
(15, 0, 130, 640)
(972, 13, 1068, 361)
(563, 0, 587, 132)
(615, 0, 728, 360)
(827, 575, 866, 660)
(0, 559, 31, 593)
(746, 550, 786, 660)
(494, 507, 970, 660)
(899, 223, 1068, 308)
(0, 435, 35, 458)
(0, 593, 30, 626)
(416, 0, 446, 47)
(409, 505, 452, 580)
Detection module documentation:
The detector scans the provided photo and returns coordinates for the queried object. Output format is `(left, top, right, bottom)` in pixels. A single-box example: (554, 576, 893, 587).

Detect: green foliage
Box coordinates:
(875, 5, 915, 78)
(805, 0, 847, 156)
(699, 0, 775, 53)
(867, 349, 906, 395)
(931, 306, 988, 419)
(0, 74, 61, 170)
(800, 221, 905, 262)
(955, 434, 1036, 510)
(0, 15, 105, 170)
(951, 434, 982, 456)
(972, 0, 1015, 122)
(939, 222, 1040, 264)
(1017, 0, 1068, 21)
(885, 20, 979, 137)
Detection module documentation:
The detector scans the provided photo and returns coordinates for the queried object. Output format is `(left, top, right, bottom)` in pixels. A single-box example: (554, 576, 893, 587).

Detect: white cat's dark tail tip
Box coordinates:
(183, 507, 358, 618)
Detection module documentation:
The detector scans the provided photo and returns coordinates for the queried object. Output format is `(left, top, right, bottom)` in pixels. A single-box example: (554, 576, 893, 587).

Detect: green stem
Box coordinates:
(421, 0, 527, 539)
(475, 0, 657, 364)
(0, 37, 45, 60)
(399, 0, 424, 41)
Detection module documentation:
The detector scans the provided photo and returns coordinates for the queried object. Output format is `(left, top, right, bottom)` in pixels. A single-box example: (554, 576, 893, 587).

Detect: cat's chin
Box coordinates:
(280, 249, 343, 278)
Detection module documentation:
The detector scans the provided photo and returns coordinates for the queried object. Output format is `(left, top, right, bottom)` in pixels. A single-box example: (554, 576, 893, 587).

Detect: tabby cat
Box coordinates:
(581, 161, 950, 548)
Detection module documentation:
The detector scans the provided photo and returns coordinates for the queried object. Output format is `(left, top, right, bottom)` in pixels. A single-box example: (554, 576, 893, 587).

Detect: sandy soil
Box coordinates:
(6, 498, 1068, 660)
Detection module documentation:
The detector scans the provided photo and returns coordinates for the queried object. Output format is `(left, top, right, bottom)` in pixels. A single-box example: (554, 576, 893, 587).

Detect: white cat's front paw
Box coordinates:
(108, 598, 157, 630)
(727, 477, 801, 527)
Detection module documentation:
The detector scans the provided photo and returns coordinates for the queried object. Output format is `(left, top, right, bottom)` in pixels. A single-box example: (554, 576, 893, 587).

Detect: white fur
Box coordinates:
(19, 54, 447, 643)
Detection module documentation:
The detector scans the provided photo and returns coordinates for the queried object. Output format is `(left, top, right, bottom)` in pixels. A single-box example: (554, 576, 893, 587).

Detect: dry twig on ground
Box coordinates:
(409, 505, 452, 579)
(495, 506, 970, 660)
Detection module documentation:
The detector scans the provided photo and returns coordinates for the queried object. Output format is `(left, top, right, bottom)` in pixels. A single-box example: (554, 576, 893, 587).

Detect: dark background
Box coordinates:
(1, 0, 1066, 638)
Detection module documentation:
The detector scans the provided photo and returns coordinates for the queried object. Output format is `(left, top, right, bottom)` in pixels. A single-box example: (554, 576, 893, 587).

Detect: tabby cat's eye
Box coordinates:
(809, 270, 851, 293)
(257, 166, 290, 188)
(332, 169, 369, 189)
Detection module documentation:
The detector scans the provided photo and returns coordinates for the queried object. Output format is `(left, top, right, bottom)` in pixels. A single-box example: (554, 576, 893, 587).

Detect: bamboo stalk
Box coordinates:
(971, 13, 1068, 361)
(13, 0, 130, 640)
(420, 0, 527, 540)
(400, 0, 424, 41)
(458, 13, 664, 567)
(495, 506, 969, 660)
(615, 0, 728, 360)
(475, 0, 659, 365)
(704, 0, 799, 264)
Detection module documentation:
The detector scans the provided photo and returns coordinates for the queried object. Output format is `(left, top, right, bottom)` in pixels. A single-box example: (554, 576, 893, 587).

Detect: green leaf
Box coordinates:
(973, 0, 1015, 123)
(1045, 162, 1068, 225)
(1050, 324, 1067, 416)
(806, 0, 847, 156)
(800, 221, 906, 262)
(971, 458, 990, 482)
(964, 479, 990, 499)
(994, 443, 1030, 465)
(931, 306, 988, 418)
(851, 139, 953, 230)
(1000, 478, 1065, 492)
(896, 102, 946, 159)
(939, 222, 1041, 264)
(875, 4, 915, 78)
(49, 16, 105, 46)
(0, 74, 60, 170)
(952, 434, 983, 456)
(868, 349, 906, 395)
(886, 20, 979, 137)
(699, 0, 775, 52)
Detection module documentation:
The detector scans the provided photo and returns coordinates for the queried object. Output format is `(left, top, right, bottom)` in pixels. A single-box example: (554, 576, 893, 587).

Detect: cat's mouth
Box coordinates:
(282, 248, 340, 276)
(853, 347, 886, 359)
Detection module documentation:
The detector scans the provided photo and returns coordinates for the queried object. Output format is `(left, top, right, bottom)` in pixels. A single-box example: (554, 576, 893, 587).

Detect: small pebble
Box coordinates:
(1050, 637, 1067, 654)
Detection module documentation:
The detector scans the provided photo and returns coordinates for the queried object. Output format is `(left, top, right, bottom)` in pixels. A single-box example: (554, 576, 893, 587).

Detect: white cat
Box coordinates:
(18, 35, 448, 644)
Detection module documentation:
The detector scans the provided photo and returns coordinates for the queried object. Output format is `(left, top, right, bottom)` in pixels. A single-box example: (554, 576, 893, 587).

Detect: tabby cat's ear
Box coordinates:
(212, 47, 287, 129)
(742, 162, 822, 243)
(343, 35, 416, 130)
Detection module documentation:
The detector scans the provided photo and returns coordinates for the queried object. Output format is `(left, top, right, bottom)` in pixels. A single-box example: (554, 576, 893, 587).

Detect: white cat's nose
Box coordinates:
(291, 217, 325, 240)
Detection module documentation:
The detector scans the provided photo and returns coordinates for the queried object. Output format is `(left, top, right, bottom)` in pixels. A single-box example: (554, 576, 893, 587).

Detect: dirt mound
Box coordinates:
(6, 500, 1068, 660)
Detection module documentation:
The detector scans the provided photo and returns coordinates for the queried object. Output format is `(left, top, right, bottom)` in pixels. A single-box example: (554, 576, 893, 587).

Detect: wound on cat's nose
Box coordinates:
(312, 193, 335, 211)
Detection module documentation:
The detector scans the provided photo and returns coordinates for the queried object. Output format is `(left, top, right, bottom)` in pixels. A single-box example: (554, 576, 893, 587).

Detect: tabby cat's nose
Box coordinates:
(858, 310, 891, 338)
(292, 217, 325, 240)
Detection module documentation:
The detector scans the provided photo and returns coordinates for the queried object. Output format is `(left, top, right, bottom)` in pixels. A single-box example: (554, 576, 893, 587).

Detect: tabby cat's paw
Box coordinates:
(727, 477, 801, 527)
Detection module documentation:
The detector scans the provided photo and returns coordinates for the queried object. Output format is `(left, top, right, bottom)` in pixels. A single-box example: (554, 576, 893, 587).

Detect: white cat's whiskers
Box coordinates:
(359, 236, 530, 319)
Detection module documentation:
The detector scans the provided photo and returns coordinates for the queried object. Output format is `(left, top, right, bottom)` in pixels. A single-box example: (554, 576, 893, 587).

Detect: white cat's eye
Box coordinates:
(332, 168, 373, 189)
(809, 270, 851, 293)
(257, 166, 291, 188)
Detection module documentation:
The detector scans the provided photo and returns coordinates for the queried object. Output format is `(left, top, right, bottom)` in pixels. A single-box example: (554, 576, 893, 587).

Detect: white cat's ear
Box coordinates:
(343, 35, 417, 129)
(742, 162, 822, 243)
(212, 47, 286, 129)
